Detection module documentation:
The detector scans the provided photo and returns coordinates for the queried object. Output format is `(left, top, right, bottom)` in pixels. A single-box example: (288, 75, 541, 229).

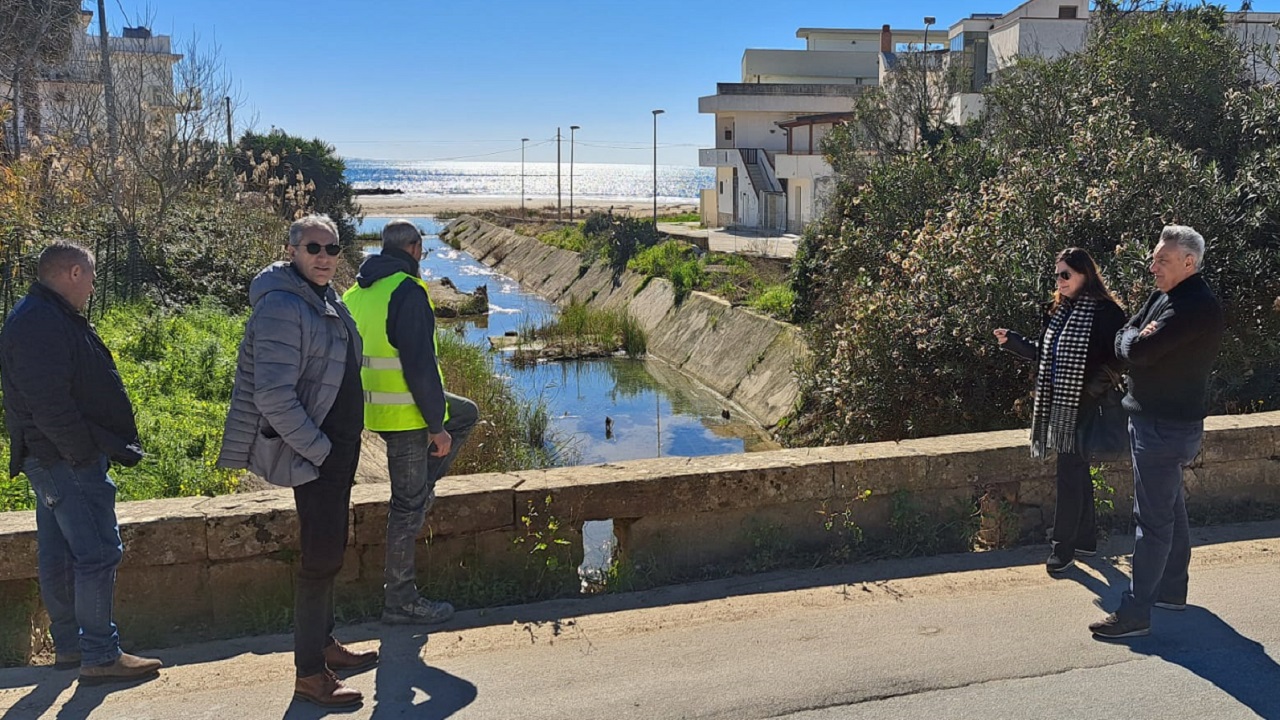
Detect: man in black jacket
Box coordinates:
(0, 242, 162, 683)
(1090, 225, 1225, 639)
(343, 220, 478, 625)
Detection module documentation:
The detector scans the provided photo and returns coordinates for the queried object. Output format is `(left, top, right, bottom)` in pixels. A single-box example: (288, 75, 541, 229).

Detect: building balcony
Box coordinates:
(699, 148, 737, 168)
(700, 84, 864, 115)
(714, 82, 864, 97)
(772, 153, 831, 180)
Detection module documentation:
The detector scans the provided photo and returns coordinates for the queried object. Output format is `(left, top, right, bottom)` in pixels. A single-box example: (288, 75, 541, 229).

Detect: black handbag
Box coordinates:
(1081, 366, 1130, 463)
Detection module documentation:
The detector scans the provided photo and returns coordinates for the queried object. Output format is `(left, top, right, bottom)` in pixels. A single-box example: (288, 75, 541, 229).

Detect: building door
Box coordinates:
(731, 168, 739, 224)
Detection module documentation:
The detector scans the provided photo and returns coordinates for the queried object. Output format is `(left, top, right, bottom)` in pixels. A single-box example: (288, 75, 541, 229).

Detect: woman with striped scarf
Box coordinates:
(994, 248, 1126, 574)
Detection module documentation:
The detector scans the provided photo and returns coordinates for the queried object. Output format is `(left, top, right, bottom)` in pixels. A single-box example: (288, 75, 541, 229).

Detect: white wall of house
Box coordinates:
(699, 92, 859, 115)
(799, 28, 934, 51)
(946, 93, 987, 125)
(1232, 14, 1280, 84)
(743, 49, 878, 83)
(998, 0, 1089, 23)
(732, 113, 793, 152)
(774, 153, 831, 181)
(715, 166, 735, 227)
(786, 177, 813, 232)
(988, 18, 1087, 72)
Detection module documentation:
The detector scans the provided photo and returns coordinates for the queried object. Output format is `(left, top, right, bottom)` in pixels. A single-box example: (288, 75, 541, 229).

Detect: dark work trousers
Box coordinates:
(291, 440, 360, 678)
(1051, 450, 1097, 560)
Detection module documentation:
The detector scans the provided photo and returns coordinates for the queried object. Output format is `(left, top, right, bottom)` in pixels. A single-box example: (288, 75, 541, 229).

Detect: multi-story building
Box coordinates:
(2, 8, 184, 151)
(698, 25, 936, 234)
(948, 0, 1278, 123)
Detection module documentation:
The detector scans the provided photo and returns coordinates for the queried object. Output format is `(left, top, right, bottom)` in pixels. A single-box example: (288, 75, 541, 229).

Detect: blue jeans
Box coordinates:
(1119, 416, 1203, 622)
(23, 455, 123, 667)
(381, 392, 479, 607)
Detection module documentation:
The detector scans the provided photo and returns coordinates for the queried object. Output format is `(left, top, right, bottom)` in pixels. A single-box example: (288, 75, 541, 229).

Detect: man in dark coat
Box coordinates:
(1090, 225, 1225, 639)
(0, 241, 161, 684)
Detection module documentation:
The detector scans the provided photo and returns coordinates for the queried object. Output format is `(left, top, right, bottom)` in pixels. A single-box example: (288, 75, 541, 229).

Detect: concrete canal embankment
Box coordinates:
(438, 216, 805, 429)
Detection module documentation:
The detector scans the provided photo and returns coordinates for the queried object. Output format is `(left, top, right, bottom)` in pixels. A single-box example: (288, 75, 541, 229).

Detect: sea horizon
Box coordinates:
(343, 158, 713, 203)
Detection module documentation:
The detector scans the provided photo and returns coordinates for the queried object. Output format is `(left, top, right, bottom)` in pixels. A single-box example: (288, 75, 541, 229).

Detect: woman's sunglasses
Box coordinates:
(300, 242, 342, 256)
(1054, 270, 1073, 281)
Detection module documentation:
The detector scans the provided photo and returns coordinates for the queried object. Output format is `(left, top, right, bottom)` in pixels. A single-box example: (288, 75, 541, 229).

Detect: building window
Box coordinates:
(724, 128, 732, 141)
(1058, 6, 1078, 18)
(719, 181, 724, 194)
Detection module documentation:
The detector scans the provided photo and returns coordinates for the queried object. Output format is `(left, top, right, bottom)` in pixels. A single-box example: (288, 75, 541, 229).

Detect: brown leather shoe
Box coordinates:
(78, 653, 162, 685)
(323, 640, 378, 672)
(294, 669, 363, 707)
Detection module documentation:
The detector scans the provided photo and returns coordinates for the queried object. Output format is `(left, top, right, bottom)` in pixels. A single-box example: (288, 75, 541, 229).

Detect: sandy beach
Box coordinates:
(357, 194, 698, 218)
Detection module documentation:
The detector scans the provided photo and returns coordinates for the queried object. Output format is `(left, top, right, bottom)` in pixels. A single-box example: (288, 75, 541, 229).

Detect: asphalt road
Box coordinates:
(2, 520, 1278, 720)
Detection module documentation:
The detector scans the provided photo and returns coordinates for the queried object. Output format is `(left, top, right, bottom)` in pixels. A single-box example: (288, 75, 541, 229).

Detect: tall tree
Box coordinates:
(235, 129, 362, 248)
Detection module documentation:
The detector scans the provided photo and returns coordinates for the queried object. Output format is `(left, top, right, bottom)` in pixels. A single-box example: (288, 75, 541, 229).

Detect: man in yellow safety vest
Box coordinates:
(343, 219, 479, 625)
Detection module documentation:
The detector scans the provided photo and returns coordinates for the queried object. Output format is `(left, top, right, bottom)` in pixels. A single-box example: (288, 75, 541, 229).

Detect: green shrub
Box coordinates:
(537, 225, 589, 252)
(628, 241, 704, 301)
(524, 298, 647, 358)
(750, 284, 795, 320)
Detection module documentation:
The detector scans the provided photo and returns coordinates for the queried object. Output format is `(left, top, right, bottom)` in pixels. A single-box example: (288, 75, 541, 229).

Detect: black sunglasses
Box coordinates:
(1054, 270, 1073, 281)
(299, 242, 342, 256)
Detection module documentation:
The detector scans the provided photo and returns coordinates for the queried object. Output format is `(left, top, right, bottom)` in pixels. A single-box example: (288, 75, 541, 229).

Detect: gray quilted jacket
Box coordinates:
(217, 262, 361, 487)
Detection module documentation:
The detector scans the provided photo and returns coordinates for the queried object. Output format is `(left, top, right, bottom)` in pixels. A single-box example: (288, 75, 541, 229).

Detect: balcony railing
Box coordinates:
(714, 82, 865, 98)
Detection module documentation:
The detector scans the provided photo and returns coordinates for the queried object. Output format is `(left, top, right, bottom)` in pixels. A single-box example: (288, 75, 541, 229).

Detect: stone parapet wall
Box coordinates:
(2, 412, 1277, 664)
(440, 216, 805, 428)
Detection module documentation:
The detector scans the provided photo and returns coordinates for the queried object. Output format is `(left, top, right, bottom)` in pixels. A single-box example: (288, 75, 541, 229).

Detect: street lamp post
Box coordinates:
(569, 125, 580, 219)
(919, 16, 937, 148)
(556, 127, 562, 220)
(520, 137, 529, 215)
(652, 109, 664, 224)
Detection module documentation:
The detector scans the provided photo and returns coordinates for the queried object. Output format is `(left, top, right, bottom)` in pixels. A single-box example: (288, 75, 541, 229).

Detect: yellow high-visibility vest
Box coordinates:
(343, 272, 449, 431)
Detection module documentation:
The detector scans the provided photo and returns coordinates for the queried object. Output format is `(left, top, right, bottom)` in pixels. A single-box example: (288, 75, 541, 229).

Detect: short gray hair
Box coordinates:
(381, 219, 422, 251)
(1160, 224, 1205, 269)
(288, 214, 339, 246)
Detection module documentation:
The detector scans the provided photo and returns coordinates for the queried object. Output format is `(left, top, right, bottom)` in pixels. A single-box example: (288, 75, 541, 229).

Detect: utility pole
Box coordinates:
(96, 0, 118, 179)
(569, 125, 580, 219)
(556, 127, 562, 221)
(224, 96, 233, 148)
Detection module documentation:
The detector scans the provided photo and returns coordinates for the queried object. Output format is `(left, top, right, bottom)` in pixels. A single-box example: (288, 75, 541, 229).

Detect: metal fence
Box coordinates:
(0, 227, 151, 322)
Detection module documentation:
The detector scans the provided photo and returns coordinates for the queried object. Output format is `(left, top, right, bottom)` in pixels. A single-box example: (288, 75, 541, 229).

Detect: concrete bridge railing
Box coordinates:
(2, 411, 1278, 665)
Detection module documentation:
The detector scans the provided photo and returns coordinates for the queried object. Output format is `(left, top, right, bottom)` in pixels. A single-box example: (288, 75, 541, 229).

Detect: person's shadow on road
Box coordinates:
(1067, 556, 1280, 719)
(369, 629, 475, 720)
(1124, 607, 1280, 720)
(0, 668, 74, 720)
(278, 629, 476, 720)
(0, 665, 163, 720)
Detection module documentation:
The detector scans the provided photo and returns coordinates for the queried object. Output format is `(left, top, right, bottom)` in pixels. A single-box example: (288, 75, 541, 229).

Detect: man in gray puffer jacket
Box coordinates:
(218, 215, 376, 708)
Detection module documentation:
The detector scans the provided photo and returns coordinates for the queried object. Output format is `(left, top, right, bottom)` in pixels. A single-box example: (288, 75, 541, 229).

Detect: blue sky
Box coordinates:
(95, 0, 1277, 166)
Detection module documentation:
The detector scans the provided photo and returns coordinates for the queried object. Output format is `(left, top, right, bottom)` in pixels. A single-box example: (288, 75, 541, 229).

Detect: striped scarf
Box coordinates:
(1031, 295, 1096, 459)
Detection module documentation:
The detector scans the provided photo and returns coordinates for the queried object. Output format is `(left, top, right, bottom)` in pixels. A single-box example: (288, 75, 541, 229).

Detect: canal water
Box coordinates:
(359, 217, 776, 581)
(358, 217, 775, 464)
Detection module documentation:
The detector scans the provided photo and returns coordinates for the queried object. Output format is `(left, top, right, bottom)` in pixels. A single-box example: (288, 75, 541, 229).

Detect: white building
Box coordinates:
(947, 0, 1279, 123)
(2, 9, 184, 151)
(698, 25, 936, 234)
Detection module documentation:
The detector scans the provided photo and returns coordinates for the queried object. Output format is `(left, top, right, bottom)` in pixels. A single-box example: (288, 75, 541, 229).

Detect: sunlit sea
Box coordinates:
(343, 159, 713, 203)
